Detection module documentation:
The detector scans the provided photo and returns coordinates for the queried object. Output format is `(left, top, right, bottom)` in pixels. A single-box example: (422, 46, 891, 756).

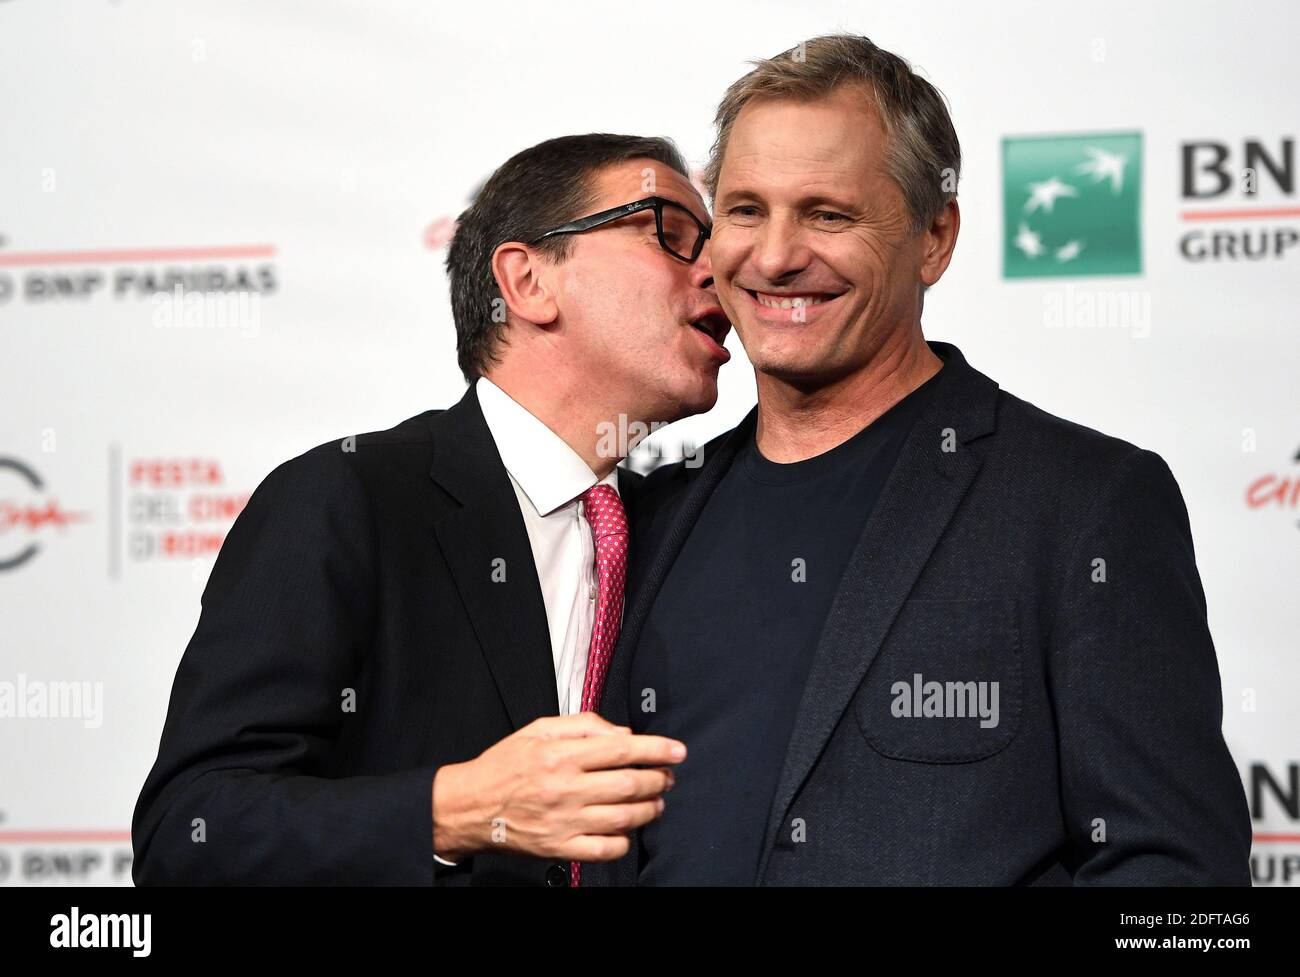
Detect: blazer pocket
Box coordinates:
(853, 598, 1021, 763)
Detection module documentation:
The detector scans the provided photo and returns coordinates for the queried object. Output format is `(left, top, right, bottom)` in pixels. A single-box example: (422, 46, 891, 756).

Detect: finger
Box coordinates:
(563, 833, 632, 863)
(577, 799, 666, 836)
(650, 766, 677, 790)
(562, 732, 687, 771)
(525, 712, 627, 740)
(625, 765, 677, 791)
(574, 768, 675, 805)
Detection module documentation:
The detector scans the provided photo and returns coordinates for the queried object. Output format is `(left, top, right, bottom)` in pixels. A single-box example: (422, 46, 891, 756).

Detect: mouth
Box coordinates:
(688, 309, 732, 361)
(741, 287, 847, 318)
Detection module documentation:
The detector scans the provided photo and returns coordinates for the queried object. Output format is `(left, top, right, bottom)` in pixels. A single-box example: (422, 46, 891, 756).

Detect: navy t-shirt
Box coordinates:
(631, 369, 943, 884)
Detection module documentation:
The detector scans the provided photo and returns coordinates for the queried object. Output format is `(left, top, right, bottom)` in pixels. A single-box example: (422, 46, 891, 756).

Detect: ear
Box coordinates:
(919, 198, 960, 287)
(491, 241, 559, 328)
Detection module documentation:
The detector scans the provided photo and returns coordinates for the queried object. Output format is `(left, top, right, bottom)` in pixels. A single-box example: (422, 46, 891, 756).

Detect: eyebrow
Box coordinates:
(718, 189, 858, 213)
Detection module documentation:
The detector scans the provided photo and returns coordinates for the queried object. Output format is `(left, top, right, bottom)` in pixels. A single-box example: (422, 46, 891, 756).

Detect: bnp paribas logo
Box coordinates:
(1002, 132, 1143, 278)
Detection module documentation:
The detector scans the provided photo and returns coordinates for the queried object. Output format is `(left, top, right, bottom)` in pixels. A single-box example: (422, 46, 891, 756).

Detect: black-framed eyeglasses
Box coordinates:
(529, 196, 711, 263)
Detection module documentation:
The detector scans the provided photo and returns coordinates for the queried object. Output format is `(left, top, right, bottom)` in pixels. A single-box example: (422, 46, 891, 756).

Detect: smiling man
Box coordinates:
(133, 134, 728, 886)
(592, 35, 1251, 885)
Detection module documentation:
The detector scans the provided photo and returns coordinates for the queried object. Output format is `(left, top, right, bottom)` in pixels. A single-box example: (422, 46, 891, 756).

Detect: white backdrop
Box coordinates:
(1, 0, 1297, 885)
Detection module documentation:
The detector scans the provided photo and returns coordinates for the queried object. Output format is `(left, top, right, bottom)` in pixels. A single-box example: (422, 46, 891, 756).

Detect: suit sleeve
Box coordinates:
(1048, 447, 1252, 885)
(131, 446, 436, 885)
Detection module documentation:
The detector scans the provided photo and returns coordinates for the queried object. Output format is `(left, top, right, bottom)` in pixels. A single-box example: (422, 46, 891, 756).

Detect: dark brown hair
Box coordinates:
(446, 133, 689, 381)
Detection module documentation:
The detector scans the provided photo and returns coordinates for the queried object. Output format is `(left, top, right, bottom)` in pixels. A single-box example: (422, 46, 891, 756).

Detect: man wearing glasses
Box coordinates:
(132, 134, 726, 886)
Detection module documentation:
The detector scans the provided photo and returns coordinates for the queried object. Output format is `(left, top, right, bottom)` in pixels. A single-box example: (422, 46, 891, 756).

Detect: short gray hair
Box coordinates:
(704, 34, 961, 234)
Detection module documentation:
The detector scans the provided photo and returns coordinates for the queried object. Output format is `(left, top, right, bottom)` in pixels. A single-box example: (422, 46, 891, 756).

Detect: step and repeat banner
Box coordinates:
(1, 1, 1297, 885)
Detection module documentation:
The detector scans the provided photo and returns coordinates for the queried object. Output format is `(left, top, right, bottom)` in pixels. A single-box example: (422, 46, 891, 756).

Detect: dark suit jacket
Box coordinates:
(590, 340, 1252, 886)
(133, 383, 639, 886)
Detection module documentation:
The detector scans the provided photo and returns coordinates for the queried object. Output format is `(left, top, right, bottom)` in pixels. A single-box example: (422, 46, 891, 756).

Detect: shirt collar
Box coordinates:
(477, 376, 618, 516)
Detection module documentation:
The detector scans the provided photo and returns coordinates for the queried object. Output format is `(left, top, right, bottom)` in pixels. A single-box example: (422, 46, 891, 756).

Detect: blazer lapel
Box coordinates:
(429, 384, 559, 729)
(756, 342, 1000, 878)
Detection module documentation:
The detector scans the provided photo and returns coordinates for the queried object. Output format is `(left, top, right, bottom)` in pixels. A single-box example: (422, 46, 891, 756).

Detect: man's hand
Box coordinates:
(431, 713, 685, 863)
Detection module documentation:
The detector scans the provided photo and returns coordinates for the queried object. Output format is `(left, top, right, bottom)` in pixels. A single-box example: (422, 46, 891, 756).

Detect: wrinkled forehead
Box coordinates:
(718, 89, 889, 191)
(589, 158, 709, 223)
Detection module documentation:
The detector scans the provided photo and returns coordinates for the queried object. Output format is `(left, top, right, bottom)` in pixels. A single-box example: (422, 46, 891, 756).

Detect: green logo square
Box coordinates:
(1002, 131, 1142, 278)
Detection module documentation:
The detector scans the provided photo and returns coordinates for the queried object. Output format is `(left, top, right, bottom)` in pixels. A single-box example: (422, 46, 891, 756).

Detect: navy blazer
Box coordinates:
(589, 340, 1251, 886)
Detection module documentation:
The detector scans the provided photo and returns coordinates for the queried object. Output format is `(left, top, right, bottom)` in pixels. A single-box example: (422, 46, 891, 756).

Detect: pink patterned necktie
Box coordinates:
(571, 482, 628, 887)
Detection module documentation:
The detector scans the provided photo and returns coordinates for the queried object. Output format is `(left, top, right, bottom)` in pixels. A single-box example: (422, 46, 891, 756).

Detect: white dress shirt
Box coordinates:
(476, 376, 619, 716)
(435, 379, 618, 869)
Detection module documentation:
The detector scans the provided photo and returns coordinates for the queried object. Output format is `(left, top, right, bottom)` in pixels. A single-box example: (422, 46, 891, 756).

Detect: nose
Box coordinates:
(752, 214, 810, 284)
(690, 239, 715, 291)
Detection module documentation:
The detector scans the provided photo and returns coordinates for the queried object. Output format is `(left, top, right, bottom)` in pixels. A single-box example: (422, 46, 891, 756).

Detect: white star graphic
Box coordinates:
(1075, 147, 1126, 194)
(1013, 222, 1045, 258)
(1024, 177, 1079, 214)
(1055, 240, 1085, 262)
